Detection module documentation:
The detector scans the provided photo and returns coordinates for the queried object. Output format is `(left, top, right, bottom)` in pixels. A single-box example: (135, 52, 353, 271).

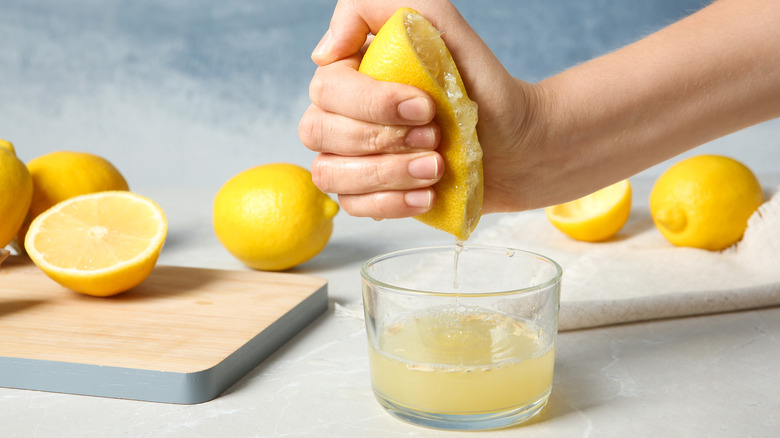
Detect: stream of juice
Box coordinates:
(453, 240, 464, 289)
(369, 308, 555, 414)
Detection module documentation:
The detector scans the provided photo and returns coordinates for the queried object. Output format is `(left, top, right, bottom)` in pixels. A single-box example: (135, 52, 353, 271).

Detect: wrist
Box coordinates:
(480, 78, 570, 213)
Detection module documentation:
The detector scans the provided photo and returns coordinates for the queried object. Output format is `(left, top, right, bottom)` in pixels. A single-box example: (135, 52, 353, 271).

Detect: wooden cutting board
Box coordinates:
(0, 255, 328, 404)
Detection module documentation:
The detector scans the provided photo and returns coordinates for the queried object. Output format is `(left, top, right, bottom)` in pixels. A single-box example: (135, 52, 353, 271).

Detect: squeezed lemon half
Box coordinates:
(359, 7, 483, 241)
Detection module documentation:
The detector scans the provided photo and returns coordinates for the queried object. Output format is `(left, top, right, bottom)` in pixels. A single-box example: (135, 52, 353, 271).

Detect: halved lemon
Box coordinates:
(25, 191, 167, 296)
(359, 7, 483, 241)
(545, 180, 632, 242)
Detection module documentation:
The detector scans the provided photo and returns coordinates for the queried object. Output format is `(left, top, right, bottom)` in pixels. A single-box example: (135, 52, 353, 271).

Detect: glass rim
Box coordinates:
(360, 244, 563, 298)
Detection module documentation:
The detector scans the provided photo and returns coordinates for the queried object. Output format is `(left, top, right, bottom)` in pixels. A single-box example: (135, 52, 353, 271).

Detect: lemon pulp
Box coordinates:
(359, 8, 483, 241)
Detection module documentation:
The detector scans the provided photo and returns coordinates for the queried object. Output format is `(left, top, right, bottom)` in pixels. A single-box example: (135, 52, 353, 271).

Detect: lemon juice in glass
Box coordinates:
(361, 245, 562, 430)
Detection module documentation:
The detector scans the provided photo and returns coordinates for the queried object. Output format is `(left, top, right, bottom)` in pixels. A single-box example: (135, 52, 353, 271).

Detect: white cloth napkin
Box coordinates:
(471, 187, 780, 331)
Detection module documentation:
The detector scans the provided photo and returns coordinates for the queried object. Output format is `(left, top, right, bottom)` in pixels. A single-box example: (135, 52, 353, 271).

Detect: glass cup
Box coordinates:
(361, 244, 562, 431)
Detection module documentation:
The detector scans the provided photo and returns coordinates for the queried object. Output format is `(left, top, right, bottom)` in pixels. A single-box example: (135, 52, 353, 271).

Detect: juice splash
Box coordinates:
(369, 308, 555, 414)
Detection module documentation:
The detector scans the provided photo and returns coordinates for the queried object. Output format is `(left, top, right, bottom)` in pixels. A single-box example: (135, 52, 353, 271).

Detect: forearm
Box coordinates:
(534, 0, 780, 202)
(301, 0, 779, 218)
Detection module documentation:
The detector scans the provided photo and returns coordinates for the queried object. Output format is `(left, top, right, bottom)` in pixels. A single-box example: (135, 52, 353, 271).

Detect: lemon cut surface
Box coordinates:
(25, 191, 167, 296)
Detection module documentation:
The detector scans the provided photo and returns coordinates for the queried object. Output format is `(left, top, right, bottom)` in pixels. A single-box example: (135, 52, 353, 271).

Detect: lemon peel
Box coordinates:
(545, 180, 632, 242)
(359, 7, 483, 241)
(650, 155, 763, 250)
(0, 139, 33, 248)
(18, 151, 129, 244)
(24, 191, 168, 296)
(213, 163, 339, 271)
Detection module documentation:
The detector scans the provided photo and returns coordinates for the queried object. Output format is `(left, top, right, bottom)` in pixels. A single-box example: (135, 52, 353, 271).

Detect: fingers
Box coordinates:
(300, 51, 440, 220)
(303, 0, 465, 220)
(301, 58, 438, 157)
(300, 105, 440, 156)
(311, 1, 406, 65)
(311, 152, 443, 195)
(338, 189, 436, 218)
(307, 60, 435, 126)
(311, 151, 444, 218)
(311, 0, 464, 66)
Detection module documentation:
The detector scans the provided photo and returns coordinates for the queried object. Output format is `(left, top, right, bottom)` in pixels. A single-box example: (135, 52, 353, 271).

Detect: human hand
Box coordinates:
(301, 0, 780, 222)
(299, 0, 542, 218)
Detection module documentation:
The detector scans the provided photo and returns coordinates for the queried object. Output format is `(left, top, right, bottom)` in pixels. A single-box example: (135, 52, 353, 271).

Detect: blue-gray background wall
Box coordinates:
(2, 0, 777, 189)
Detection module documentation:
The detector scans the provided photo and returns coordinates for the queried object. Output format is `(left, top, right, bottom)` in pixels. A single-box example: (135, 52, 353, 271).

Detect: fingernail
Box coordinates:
(405, 126, 437, 149)
(398, 97, 432, 122)
(408, 154, 440, 180)
(312, 28, 332, 60)
(405, 190, 433, 209)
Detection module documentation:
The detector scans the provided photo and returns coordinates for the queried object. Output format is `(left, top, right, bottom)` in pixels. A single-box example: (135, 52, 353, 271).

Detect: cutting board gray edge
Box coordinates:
(0, 282, 328, 404)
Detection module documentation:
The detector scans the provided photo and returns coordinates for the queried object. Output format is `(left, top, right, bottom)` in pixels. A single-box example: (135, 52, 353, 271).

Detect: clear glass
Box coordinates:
(361, 244, 562, 431)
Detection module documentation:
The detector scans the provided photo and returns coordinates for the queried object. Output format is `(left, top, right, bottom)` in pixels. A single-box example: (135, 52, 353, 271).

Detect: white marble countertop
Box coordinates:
(2, 177, 779, 438)
(4, 1, 779, 434)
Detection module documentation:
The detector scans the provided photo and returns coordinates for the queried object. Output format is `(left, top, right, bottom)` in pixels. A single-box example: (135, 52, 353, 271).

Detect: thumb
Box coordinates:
(310, 2, 371, 66)
(311, 1, 433, 66)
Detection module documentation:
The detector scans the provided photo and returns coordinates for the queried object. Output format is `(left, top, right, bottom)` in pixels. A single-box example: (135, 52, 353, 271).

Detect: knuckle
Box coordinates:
(362, 160, 390, 189)
(363, 128, 385, 155)
(308, 70, 327, 106)
(298, 108, 321, 151)
(363, 84, 397, 123)
(310, 158, 334, 192)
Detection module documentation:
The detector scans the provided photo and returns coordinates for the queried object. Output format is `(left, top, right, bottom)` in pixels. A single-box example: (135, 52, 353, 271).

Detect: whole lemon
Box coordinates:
(18, 151, 129, 241)
(650, 155, 763, 251)
(213, 163, 339, 271)
(0, 139, 33, 247)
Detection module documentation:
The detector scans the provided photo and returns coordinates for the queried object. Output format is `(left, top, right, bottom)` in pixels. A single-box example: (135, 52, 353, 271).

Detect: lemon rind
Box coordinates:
(25, 191, 167, 278)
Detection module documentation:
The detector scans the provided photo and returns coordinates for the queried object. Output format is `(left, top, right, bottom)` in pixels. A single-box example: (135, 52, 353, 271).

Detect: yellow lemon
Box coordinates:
(213, 163, 339, 271)
(359, 7, 483, 241)
(1, 138, 17, 154)
(24, 191, 168, 296)
(650, 155, 763, 251)
(545, 180, 632, 242)
(0, 139, 33, 248)
(19, 151, 129, 242)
